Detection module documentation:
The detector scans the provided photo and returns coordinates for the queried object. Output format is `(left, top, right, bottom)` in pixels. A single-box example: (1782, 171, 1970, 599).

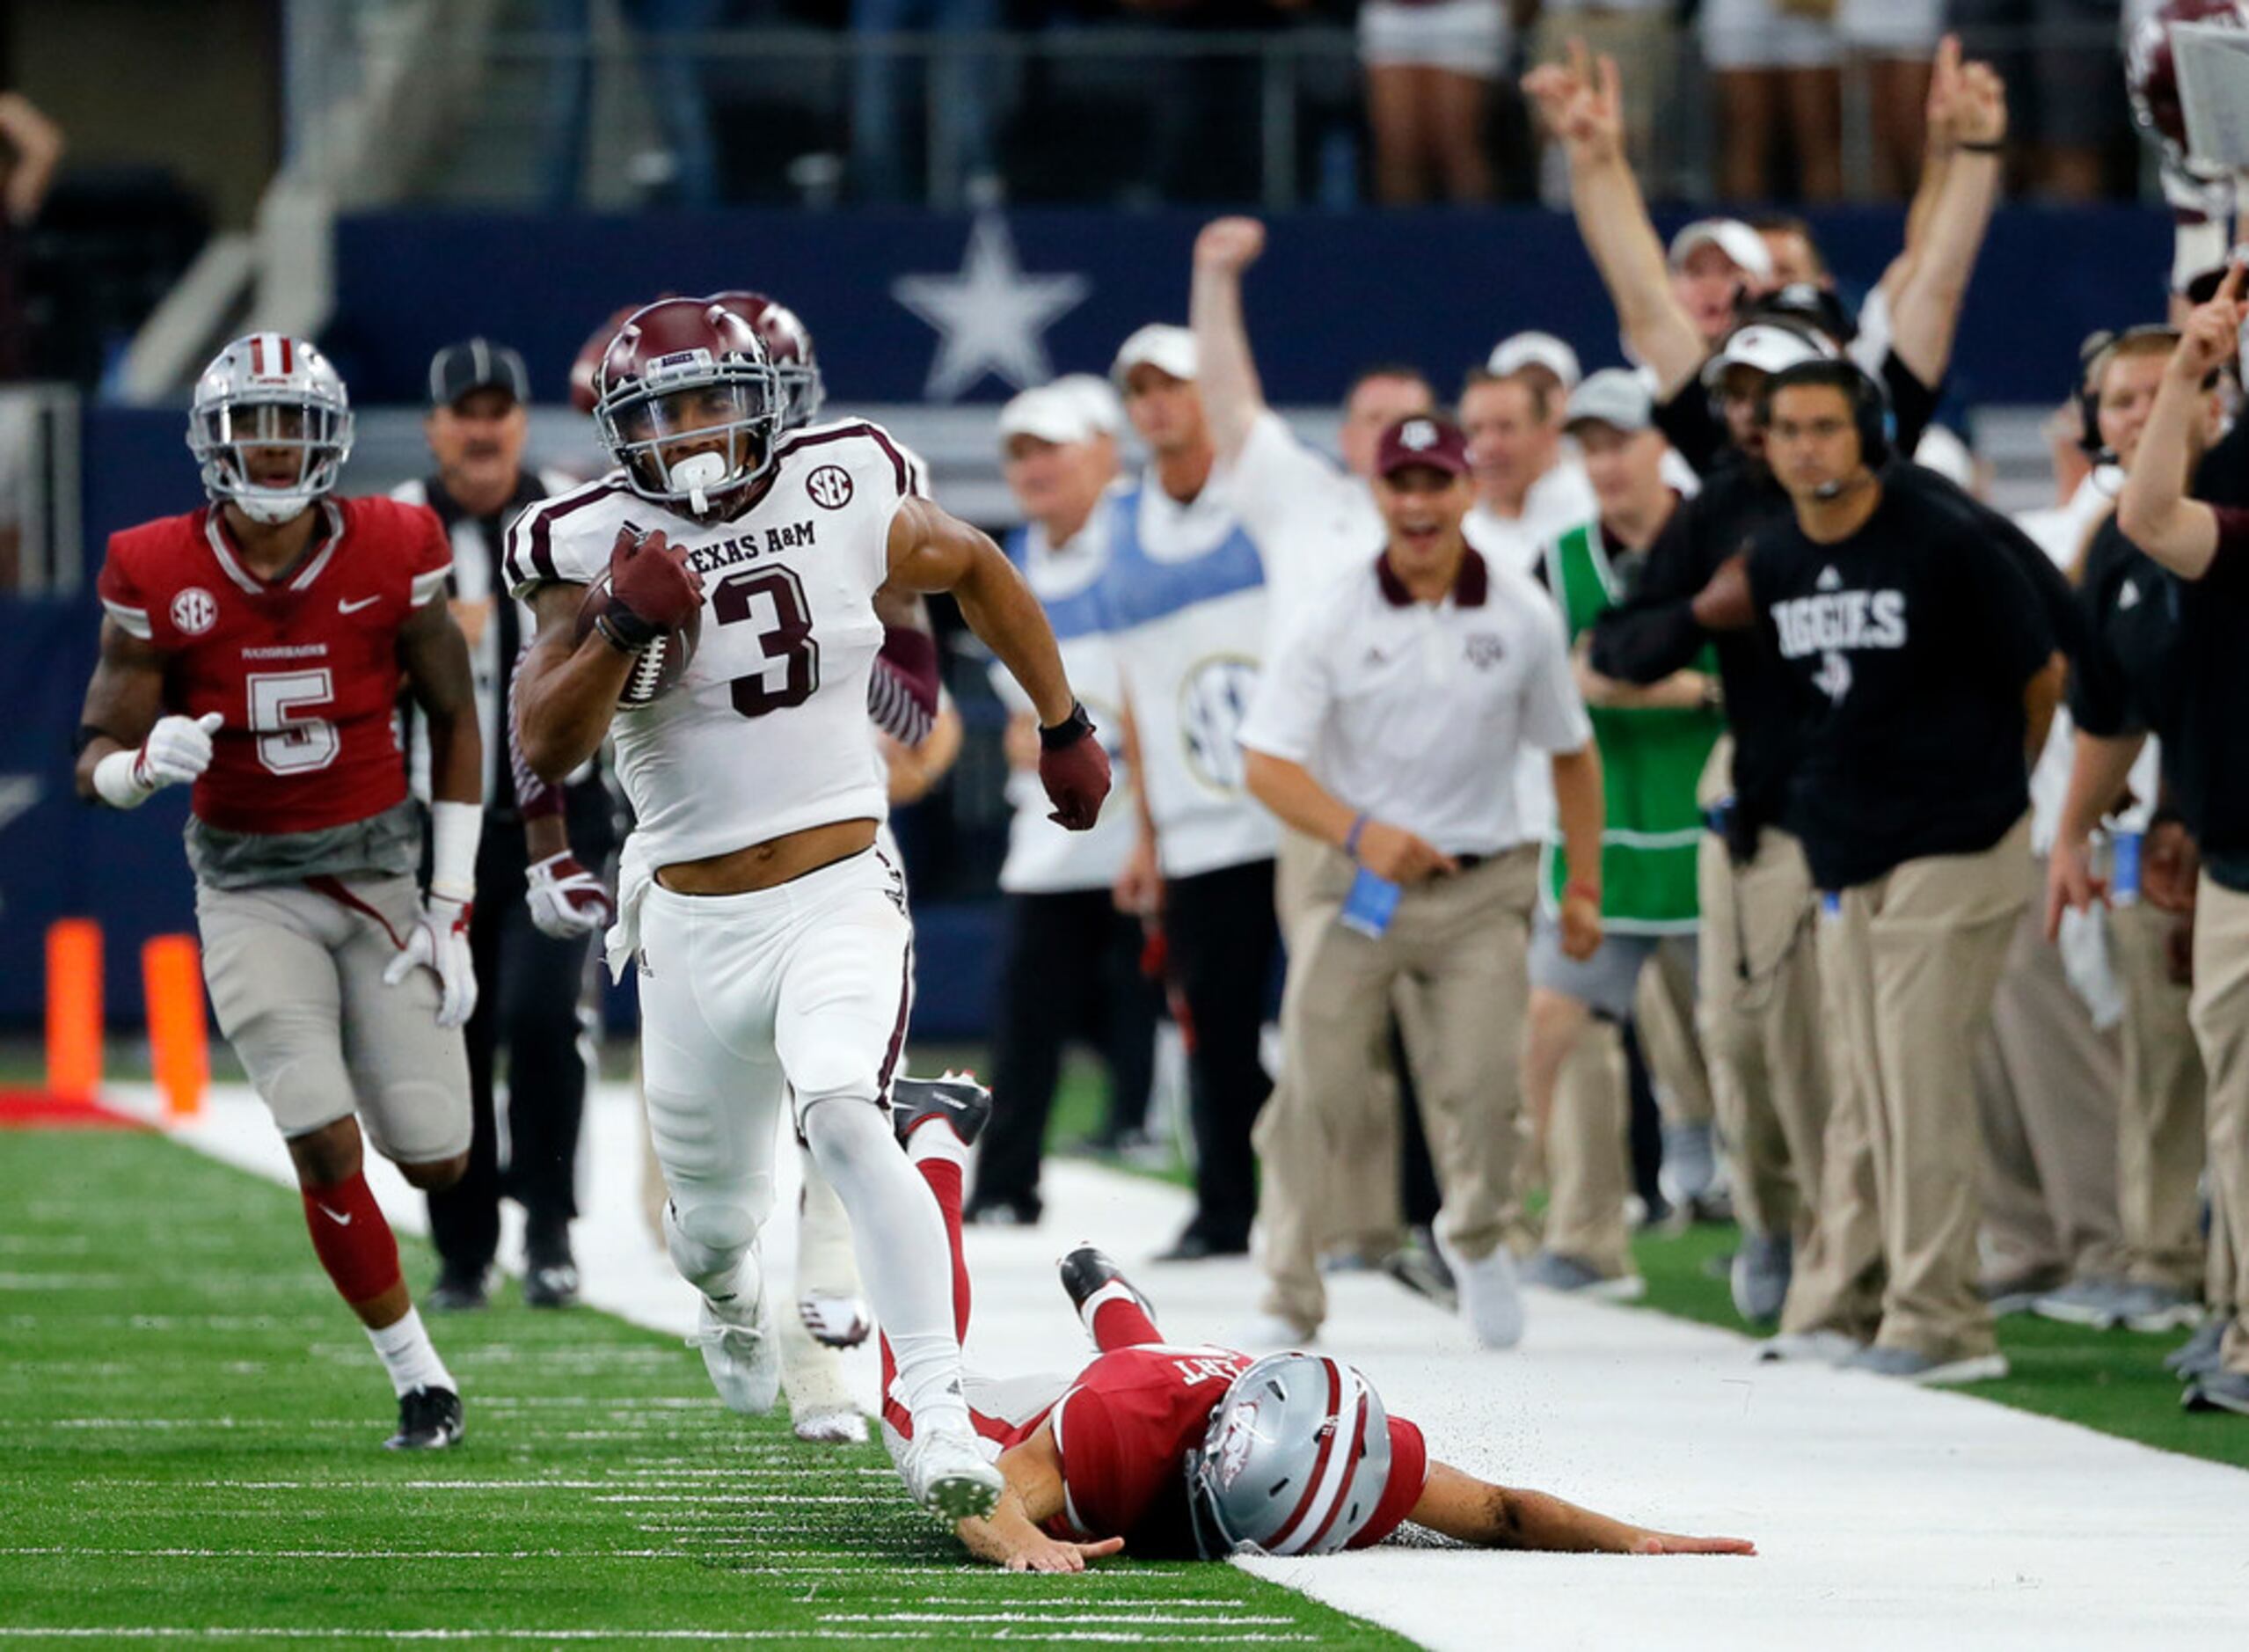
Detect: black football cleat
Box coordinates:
(384, 1385, 464, 1451)
(425, 1267, 490, 1312)
(1059, 1244, 1157, 1322)
(522, 1259, 580, 1310)
(890, 1071, 992, 1150)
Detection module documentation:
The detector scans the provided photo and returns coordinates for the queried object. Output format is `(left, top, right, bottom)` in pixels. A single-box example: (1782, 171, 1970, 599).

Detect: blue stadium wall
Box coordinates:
(0, 203, 2172, 1034)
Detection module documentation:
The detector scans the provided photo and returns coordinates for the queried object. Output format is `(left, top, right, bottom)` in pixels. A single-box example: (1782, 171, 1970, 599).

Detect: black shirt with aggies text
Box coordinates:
(1745, 465, 2079, 893)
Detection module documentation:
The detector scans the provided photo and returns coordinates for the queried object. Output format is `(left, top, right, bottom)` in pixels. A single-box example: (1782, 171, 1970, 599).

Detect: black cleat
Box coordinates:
(890, 1071, 993, 1150)
(425, 1267, 490, 1312)
(384, 1385, 464, 1451)
(522, 1260, 580, 1310)
(1059, 1244, 1156, 1321)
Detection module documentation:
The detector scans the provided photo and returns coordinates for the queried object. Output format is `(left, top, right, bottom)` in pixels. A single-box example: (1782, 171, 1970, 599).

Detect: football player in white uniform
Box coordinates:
(509, 297, 1110, 1519)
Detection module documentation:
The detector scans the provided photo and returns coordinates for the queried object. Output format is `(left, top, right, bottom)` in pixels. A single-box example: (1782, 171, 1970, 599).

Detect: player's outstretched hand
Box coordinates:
(383, 895, 479, 1028)
(525, 850, 616, 939)
(1002, 1533, 1125, 1574)
(1627, 1530, 1756, 1556)
(136, 711, 224, 791)
(604, 525, 703, 647)
(1039, 702, 1112, 830)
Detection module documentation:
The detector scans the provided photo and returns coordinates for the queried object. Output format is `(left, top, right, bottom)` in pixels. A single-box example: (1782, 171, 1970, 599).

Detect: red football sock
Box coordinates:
(914, 1156, 972, 1342)
(1092, 1293, 1163, 1352)
(301, 1170, 402, 1306)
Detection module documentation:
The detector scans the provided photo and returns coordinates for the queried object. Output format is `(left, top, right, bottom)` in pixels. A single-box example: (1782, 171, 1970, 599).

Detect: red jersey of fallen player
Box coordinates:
(1000, 1342, 1428, 1560)
(96, 498, 452, 835)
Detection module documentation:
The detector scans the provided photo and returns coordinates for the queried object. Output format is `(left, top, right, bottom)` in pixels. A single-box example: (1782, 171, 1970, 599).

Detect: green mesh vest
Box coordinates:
(1540, 520, 1723, 933)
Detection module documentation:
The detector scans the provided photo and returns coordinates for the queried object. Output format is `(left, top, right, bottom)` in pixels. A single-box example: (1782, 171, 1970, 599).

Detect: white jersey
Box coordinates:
(1096, 471, 1278, 881)
(992, 506, 1136, 895)
(1220, 409, 1384, 646)
(504, 419, 915, 867)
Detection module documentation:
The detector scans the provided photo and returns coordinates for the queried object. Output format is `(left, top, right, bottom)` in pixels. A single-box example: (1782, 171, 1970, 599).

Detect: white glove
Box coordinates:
(94, 712, 223, 808)
(383, 893, 478, 1028)
(525, 851, 616, 939)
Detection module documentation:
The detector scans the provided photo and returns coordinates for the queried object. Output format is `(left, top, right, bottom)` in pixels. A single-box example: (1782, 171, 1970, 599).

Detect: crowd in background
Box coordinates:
(530, 0, 2143, 208)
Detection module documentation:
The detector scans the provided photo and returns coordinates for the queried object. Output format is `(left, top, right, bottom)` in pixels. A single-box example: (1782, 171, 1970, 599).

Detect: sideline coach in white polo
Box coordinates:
(1240, 413, 1606, 1349)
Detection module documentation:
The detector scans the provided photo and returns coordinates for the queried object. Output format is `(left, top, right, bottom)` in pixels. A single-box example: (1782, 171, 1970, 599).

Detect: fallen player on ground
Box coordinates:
(882, 1078, 1757, 1569)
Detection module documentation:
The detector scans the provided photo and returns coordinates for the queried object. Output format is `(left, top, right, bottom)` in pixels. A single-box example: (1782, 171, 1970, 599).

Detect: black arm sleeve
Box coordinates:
(1587, 492, 1715, 683)
(1880, 350, 1941, 461)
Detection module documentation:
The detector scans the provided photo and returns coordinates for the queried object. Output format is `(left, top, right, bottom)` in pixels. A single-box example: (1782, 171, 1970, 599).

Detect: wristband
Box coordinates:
(1343, 814, 1370, 860)
(594, 606, 658, 654)
(1564, 876, 1601, 905)
(428, 799, 484, 905)
(1039, 701, 1094, 750)
(91, 746, 153, 810)
(1957, 139, 2004, 155)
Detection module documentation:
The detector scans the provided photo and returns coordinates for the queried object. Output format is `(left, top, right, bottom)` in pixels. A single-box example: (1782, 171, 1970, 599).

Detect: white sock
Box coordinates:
(368, 1307, 454, 1399)
(801, 1095, 971, 1438)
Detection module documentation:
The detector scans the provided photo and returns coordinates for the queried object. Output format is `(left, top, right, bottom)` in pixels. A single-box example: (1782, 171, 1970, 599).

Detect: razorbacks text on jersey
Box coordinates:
(504, 420, 916, 867)
(1038, 1342, 1427, 1558)
(95, 498, 452, 836)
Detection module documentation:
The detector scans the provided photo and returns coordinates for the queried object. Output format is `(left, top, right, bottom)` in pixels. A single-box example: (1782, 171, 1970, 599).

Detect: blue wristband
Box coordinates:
(1343, 814, 1369, 860)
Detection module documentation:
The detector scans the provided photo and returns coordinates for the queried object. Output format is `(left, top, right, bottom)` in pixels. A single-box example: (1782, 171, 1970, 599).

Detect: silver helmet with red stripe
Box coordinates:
(1184, 1351, 1393, 1558)
(187, 333, 354, 525)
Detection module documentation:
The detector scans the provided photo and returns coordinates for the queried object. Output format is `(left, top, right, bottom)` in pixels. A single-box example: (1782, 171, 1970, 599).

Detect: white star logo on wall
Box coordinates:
(892, 214, 1090, 402)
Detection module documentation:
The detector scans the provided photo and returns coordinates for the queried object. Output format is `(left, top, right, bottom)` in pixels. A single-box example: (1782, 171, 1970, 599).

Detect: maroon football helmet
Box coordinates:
(591, 296, 784, 514)
(2129, 0, 2249, 157)
(570, 301, 653, 416)
(708, 290, 825, 431)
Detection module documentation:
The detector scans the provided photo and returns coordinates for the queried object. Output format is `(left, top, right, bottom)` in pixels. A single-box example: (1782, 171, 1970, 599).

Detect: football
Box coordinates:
(573, 572, 699, 705)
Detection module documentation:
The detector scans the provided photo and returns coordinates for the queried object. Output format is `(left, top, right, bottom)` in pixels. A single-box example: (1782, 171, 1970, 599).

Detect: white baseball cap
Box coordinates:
(997, 385, 1096, 449)
(1052, 371, 1126, 435)
(1112, 324, 1199, 384)
(1487, 331, 1583, 391)
(1668, 218, 1775, 283)
(1699, 320, 1838, 388)
(1564, 368, 1654, 434)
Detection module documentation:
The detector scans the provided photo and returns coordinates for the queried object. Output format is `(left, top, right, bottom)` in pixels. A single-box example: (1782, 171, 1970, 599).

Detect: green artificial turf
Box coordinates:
(0, 1127, 1410, 1649)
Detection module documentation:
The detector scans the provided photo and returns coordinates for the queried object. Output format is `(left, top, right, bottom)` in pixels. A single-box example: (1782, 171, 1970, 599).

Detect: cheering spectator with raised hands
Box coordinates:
(2069, 266, 2249, 1415)
(1523, 35, 2005, 438)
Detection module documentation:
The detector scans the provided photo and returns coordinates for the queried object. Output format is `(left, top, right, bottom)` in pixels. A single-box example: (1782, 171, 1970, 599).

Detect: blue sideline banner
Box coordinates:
(330, 204, 2171, 411)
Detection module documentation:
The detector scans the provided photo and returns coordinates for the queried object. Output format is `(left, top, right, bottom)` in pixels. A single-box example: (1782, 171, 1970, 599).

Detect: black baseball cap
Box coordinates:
(428, 339, 530, 409)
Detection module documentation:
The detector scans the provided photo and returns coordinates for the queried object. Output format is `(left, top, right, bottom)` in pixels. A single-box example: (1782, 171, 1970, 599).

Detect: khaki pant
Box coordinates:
(1539, 935, 1705, 1276)
(1274, 825, 1406, 1261)
(1542, 1016, 1632, 1276)
(1637, 943, 1715, 1129)
(1255, 845, 1538, 1331)
(1973, 859, 2126, 1287)
(2188, 875, 2249, 1377)
(2109, 900, 2209, 1294)
(1822, 816, 2034, 1363)
(1698, 825, 1832, 1246)
(197, 874, 471, 1165)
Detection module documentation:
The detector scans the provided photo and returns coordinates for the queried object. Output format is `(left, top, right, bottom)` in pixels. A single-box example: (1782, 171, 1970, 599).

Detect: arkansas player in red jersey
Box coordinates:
(883, 1084, 1755, 1570)
(73, 333, 484, 1451)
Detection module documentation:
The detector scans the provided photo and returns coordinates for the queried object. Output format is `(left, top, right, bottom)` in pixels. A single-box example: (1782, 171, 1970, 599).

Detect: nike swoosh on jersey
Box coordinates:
(315, 1204, 354, 1226)
(339, 595, 382, 614)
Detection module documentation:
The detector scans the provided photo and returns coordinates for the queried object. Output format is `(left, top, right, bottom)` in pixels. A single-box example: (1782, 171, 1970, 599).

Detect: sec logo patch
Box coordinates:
(171, 587, 218, 636)
(806, 464, 854, 510)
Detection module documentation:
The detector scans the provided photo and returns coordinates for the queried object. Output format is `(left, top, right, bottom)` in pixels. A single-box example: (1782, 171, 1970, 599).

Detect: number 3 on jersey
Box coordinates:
(246, 668, 340, 774)
(712, 566, 821, 719)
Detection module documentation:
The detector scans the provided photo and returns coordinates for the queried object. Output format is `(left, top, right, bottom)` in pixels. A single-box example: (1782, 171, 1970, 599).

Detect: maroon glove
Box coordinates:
(601, 526, 702, 650)
(1039, 702, 1112, 830)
